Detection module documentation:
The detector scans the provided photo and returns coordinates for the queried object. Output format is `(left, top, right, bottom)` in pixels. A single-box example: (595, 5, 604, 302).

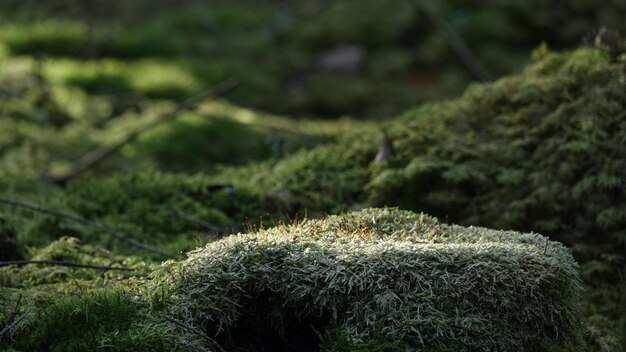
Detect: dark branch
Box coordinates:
(163, 209, 221, 232)
(0, 197, 176, 258)
(0, 260, 134, 271)
(0, 296, 34, 344)
(410, 1, 492, 81)
(4, 294, 22, 333)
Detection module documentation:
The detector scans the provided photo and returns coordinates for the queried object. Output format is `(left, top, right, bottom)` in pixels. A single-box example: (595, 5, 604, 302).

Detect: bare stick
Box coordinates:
(0, 197, 175, 258)
(0, 296, 33, 344)
(410, 1, 492, 81)
(48, 77, 240, 185)
(162, 209, 222, 232)
(4, 294, 22, 333)
(0, 260, 133, 271)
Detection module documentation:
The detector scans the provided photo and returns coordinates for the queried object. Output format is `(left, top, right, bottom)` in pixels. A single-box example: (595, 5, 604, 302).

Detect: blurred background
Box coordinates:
(1, 0, 625, 178)
(0, 2, 624, 349)
(0, 0, 625, 175)
(2, 0, 625, 118)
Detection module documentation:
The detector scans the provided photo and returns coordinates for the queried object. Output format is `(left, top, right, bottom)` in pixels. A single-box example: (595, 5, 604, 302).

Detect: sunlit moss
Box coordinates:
(0, 20, 90, 57)
(156, 208, 585, 351)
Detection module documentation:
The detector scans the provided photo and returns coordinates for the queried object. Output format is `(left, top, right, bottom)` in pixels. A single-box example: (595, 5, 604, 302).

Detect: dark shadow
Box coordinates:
(0, 218, 23, 261)
(215, 290, 329, 352)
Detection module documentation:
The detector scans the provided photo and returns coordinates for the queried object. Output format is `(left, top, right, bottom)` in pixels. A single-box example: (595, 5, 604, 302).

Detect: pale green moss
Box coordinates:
(156, 208, 584, 351)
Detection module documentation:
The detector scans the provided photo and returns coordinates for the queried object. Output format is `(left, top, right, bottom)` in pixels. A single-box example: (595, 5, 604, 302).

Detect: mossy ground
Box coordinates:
(0, 0, 624, 118)
(1, 47, 625, 350)
(0, 3, 625, 349)
(0, 208, 586, 351)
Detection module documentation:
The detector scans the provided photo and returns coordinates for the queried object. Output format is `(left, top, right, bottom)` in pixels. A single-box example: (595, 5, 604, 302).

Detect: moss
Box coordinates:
(156, 208, 585, 351)
(1, 46, 624, 349)
(0, 20, 93, 57)
(0, 217, 21, 261)
(3, 287, 175, 352)
(0, 54, 359, 177)
(369, 46, 624, 249)
(365, 47, 626, 349)
(0, 241, 176, 351)
(133, 113, 275, 172)
(19, 125, 375, 257)
(3, 0, 625, 118)
(6, 209, 582, 351)
(0, 237, 150, 288)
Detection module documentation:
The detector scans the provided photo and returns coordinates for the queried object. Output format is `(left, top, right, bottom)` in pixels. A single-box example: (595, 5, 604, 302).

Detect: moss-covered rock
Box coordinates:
(157, 208, 584, 351)
(1, 209, 585, 351)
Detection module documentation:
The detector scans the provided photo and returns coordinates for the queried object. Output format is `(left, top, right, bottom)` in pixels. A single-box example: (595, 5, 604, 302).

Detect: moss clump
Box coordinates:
(0, 239, 176, 352)
(372, 47, 626, 249)
(2, 287, 176, 352)
(0, 237, 151, 288)
(368, 47, 626, 345)
(158, 208, 584, 351)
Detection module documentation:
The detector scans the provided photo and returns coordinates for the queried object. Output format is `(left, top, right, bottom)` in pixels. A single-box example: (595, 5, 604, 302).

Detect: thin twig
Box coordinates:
(0, 296, 34, 344)
(409, 1, 492, 81)
(4, 294, 22, 332)
(99, 259, 123, 277)
(150, 205, 235, 238)
(0, 260, 133, 271)
(161, 209, 222, 233)
(47, 77, 240, 185)
(0, 197, 175, 258)
(165, 315, 227, 352)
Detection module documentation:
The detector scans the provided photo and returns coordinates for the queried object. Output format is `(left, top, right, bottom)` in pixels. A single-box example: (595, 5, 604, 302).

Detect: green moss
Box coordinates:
(4, 287, 174, 352)
(156, 208, 585, 351)
(366, 47, 626, 350)
(0, 237, 150, 288)
(3, 0, 624, 118)
(1, 46, 624, 349)
(0, 21, 92, 57)
(0, 217, 21, 261)
(133, 113, 274, 172)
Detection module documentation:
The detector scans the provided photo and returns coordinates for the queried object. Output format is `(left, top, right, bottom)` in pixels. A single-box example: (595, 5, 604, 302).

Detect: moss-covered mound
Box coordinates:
(373, 47, 626, 250)
(159, 208, 584, 351)
(371, 47, 626, 344)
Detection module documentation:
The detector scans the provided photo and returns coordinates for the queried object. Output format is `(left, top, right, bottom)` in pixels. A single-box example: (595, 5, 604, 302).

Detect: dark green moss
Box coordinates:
(6, 288, 172, 352)
(2, 0, 624, 118)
